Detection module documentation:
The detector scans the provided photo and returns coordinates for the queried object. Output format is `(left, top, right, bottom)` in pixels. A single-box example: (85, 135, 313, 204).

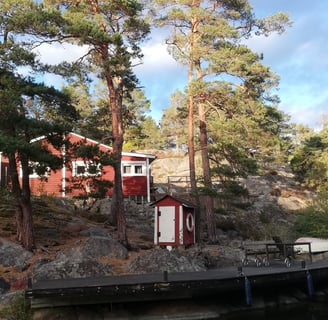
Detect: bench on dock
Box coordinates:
(241, 237, 312, 267)
(241, 240, 280, 267)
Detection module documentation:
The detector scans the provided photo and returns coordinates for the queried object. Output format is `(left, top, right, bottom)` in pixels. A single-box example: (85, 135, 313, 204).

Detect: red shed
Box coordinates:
(153, 195, 196, 248)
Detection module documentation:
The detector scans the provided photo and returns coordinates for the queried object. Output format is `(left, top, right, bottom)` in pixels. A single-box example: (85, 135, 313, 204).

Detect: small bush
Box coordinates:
(0, 293, 32, 320)
(293, 207, 328, 238)
(293, 192, 328, 238)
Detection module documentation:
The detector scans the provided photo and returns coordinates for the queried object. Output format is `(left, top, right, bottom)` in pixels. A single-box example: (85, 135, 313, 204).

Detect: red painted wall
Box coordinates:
(17, 133, 153, 198)
(183, 209, 195, 245)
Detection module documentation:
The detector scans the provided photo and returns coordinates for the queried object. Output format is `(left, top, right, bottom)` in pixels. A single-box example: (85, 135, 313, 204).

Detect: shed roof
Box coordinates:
(152, 194, 197, 208)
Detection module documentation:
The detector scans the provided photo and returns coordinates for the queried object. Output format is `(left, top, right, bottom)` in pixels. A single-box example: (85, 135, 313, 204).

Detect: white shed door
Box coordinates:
(158, 206, 175, 243)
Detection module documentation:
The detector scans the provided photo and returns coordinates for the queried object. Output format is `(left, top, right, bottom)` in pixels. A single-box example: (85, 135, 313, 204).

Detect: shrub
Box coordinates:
(293, 207, 328, 238)
(0, 293, 32, 320)
(293, 191, 328, 238)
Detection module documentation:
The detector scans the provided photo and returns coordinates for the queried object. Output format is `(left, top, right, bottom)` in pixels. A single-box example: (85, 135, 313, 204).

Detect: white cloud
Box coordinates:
(244, 2, 328, 129)
(134, 42, 187, 120)
(136, 42, 183, 74)
(24, 1, 328, 128)
(34, 43, 89, 65)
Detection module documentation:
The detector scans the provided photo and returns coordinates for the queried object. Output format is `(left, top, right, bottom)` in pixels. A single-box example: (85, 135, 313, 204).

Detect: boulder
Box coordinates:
(82, 236, 128, 259)
(0, 238, 33, 267)
(128, 248, 207, 274)
(32, 236, 128, 281)
(33, 250, 113, 282)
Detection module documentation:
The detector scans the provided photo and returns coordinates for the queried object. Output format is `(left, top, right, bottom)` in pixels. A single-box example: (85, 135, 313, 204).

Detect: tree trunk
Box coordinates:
(198, 103, 217, 243)
(188, 96, 197, 192)
(106, 75, 128, 246)
(15, 198, 34, 251)
(8, 152, 35, 251)
(90, 0, 128, 245)
(188, 55, 201, 242)
(188, 95, 201, 242)
(187, 13, 201, 242)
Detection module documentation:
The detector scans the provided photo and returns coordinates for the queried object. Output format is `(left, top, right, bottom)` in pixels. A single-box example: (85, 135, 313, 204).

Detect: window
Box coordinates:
(123, 165, 132, 174)
(20, 162, 50, 179)
(122, 162, 146, 176)
(72, 161, 101, 177)
(135, 165, 143, 174)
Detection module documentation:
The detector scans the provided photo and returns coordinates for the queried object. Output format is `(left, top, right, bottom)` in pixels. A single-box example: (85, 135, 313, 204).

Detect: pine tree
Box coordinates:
(0, 0, 77, 250)
(43, 0, 150, 244)
(153, 0, 291, 242)
(160, 91, 188, 151)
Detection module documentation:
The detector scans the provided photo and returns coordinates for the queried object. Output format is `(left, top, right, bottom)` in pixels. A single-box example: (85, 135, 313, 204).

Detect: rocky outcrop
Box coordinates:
(0, 238, 33, 268)
(32, 235, 128, 282)
(32, 251, 113, 282)
(128, 248, 207, 274)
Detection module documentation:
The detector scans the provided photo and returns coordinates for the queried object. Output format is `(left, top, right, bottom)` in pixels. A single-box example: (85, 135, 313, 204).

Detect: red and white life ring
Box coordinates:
(186, 213, 194, 232)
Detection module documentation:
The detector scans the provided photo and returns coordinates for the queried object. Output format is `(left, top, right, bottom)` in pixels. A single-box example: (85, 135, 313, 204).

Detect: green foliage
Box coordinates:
(65, 139, 115, 198)
(0, 0, 81, 249)
(0, 69, 77, 190)
(159, 90, 188, 150)
(221, 181, 249, 198)
(136, 116, 163, 150)
(210, 141, 258, 180)
(0, 188, 15, 216)
(294, 207, 328, 238)
(0, 292, 32, 320)
(293, 191, 328, 238)
(290, 134, 328, 189)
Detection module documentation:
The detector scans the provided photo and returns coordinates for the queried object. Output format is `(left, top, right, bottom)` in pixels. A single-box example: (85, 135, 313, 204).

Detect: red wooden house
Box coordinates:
(0, 133, 156, 203)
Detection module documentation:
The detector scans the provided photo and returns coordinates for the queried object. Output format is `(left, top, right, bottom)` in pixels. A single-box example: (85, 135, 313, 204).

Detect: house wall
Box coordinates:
(24, 133, 153, 199)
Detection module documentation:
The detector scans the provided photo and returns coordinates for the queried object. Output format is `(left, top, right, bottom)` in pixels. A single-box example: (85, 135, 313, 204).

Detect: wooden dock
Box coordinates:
(26, 259, 328, 309)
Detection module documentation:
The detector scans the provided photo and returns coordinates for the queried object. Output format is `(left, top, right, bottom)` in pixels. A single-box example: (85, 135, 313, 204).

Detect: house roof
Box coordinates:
(70, 132, 156, 160)
(30, 132, 156, 161)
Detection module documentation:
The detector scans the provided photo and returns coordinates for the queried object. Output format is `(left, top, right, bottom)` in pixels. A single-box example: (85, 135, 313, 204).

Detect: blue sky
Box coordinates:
(37, 1, 328, 129)
(134, 1, 328, 129)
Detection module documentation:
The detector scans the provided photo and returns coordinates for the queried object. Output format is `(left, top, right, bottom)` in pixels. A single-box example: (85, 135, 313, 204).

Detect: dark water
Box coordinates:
(221, 301, 328, 320)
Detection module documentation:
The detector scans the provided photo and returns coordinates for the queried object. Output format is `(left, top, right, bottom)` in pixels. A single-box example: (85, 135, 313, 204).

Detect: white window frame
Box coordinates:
(20, 162, 50, 179)
(72, 160, 102, 177)
(122, 161, 146, 176)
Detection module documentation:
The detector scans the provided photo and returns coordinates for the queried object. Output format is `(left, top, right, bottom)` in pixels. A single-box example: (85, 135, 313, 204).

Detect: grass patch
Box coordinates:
(0, 292, 32, 320)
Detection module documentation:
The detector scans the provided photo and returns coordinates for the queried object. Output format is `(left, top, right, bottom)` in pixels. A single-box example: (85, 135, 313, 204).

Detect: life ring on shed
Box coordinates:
(186, 213, 195, 232)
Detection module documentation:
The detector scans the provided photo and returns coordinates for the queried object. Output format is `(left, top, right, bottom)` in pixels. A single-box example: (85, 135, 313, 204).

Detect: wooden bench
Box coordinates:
(241, 240, 280, 267)
(241, 238, 312, 267)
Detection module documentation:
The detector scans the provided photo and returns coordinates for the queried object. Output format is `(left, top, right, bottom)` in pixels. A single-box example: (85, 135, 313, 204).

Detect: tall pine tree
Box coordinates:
(43, 0, 150, 244)
(152, 0, 291, 242)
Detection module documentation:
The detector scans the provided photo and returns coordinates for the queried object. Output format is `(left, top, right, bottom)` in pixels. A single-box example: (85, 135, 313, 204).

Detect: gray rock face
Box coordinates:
(0, 238, 33, 267)
(90, 198, 111, 215)
(79, 226, 112, 238)
(32, 236, 128, 282)
(128, 248, 207, 274)
(33, 250, 113, 282)
(82, 236, 128, 259)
